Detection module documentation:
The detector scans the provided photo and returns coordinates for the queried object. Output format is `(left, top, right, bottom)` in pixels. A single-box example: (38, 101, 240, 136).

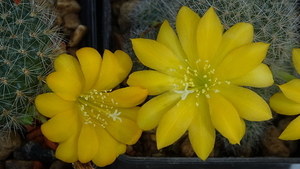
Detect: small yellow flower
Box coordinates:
(270, 48, 300, 140)
(127, 6, 273, 160)
(35, 47, 148, 167)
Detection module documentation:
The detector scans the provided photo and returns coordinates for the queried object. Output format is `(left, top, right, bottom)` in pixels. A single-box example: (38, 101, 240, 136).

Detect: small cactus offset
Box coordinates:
(0, 0, 65, 134)
(125, 0, 300, 156)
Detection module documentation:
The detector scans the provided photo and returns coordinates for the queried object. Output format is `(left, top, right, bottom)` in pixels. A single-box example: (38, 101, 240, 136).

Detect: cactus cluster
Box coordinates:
(0, 0, 65, 134)
(124, 0, 300, 155)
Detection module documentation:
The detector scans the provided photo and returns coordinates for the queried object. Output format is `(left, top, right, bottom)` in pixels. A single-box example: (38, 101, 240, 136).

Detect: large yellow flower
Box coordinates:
(270, 48, 300, 140)
(35, 47, 148, 167)
(127, 6, 273, 160)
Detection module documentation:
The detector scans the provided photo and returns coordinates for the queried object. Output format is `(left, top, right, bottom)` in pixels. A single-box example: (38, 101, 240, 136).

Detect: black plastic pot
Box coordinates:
(79, 0, 111, 53)
(97, 155, 300, 169)
(80, 1, 300, 169)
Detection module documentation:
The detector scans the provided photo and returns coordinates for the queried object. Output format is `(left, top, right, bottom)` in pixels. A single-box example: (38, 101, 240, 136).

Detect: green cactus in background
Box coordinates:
(0, 0, 65, 134)
(124, 0, 300, 156)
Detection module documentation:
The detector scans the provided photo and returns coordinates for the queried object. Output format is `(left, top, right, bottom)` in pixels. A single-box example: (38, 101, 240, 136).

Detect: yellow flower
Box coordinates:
(270, 48, 300, 140)
(35, 47, 148, 167)
(127, 6, 273, 160)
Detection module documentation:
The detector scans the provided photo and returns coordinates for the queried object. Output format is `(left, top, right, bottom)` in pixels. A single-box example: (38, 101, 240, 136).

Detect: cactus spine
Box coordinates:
(0, 0, 65, 134)
(125, 0, 300, 156)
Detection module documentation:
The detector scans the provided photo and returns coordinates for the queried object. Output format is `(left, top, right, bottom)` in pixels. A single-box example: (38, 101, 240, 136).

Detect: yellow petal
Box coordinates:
(156, 93, 197, 149)
(116, 142, 127, 155)
(94, 50, 132, 90)
(213, 22, 253, 67)
(113, 49, 133, 82)
(105, 87, 148, 108)
(46, 72, 82, 101)
(230, 63, 274, 87)
(41, 108, 79, 143)
(219, 85, 272, 121)
(92, 126, 119, 167)
(76, 47, 102, 91)
(270, 93, 300, 115)
(215, 42, 270, 80)
(78, 124, 99, 163)
(137, 91, 181, 130)
(35, 93, 75, 118)
(197, 7, 223, 62)
(55, 116, 81, 163)
(176, 6, 200, 68)
(236, 118, 246, 145)
(105, 116, 142, 145)
(208, 93, 244, 144)
(131, 38, 183, 75)
(292, 48, 300, 75)
(118, 107, 140, 121)
(279, 115, 300, 140)
(55, 131, 79, 163)
(157, 20, 186, 62)
(278, 79, 300, 103)
(54, 54, 85, 84)
(127, 70, 180, 95)
(188, 95, 215, 160)
(114, 50, 132, 67)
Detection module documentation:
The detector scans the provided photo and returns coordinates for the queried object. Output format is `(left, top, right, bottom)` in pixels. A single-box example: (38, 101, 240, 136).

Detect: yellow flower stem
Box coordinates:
(275, 69, 297, 82)
(72, 161, 94, 169)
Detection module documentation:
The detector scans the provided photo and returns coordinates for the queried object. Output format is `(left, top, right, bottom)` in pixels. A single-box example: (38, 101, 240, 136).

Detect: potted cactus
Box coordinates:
(5, 0, 300, 168)
(96, 0, 300, 168)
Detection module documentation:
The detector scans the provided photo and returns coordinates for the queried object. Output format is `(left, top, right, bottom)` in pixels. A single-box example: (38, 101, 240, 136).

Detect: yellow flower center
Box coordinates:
(174, 59, 230, 104)
(77, 89, 122, 128)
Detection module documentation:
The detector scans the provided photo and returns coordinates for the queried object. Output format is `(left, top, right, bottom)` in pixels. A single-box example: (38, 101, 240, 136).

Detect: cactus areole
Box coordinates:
(0, 0, 65, 132)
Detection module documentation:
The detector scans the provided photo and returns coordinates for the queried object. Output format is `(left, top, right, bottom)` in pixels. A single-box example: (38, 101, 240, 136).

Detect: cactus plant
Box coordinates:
(124, 0, 300, 156)
(0, 0, 65, 134)
(127, 0, 300, 83)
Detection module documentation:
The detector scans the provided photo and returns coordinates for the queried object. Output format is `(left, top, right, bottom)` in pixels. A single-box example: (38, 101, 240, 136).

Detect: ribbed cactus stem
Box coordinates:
(0, 0, 65, 134)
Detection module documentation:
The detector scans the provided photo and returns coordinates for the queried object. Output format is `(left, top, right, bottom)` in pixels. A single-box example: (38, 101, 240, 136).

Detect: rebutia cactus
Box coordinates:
(124, 0, 300, 156)
(127, 0, 300, 85)
(0, 0, 65, 134)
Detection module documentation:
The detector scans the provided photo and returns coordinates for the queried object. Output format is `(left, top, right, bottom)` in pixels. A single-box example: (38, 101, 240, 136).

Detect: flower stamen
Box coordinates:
(77, 89, 123, 128)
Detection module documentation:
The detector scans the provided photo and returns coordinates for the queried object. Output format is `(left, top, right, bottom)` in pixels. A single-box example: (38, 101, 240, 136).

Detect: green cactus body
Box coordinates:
(125, 0, 300, 155)
(0, 0, 65, 133)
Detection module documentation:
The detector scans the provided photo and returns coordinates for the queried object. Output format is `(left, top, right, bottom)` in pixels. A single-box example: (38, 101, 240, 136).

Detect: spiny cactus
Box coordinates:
(124, 0, 300, 156)
(127, 0, 300, 84)
(0, 0, 65, 134)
